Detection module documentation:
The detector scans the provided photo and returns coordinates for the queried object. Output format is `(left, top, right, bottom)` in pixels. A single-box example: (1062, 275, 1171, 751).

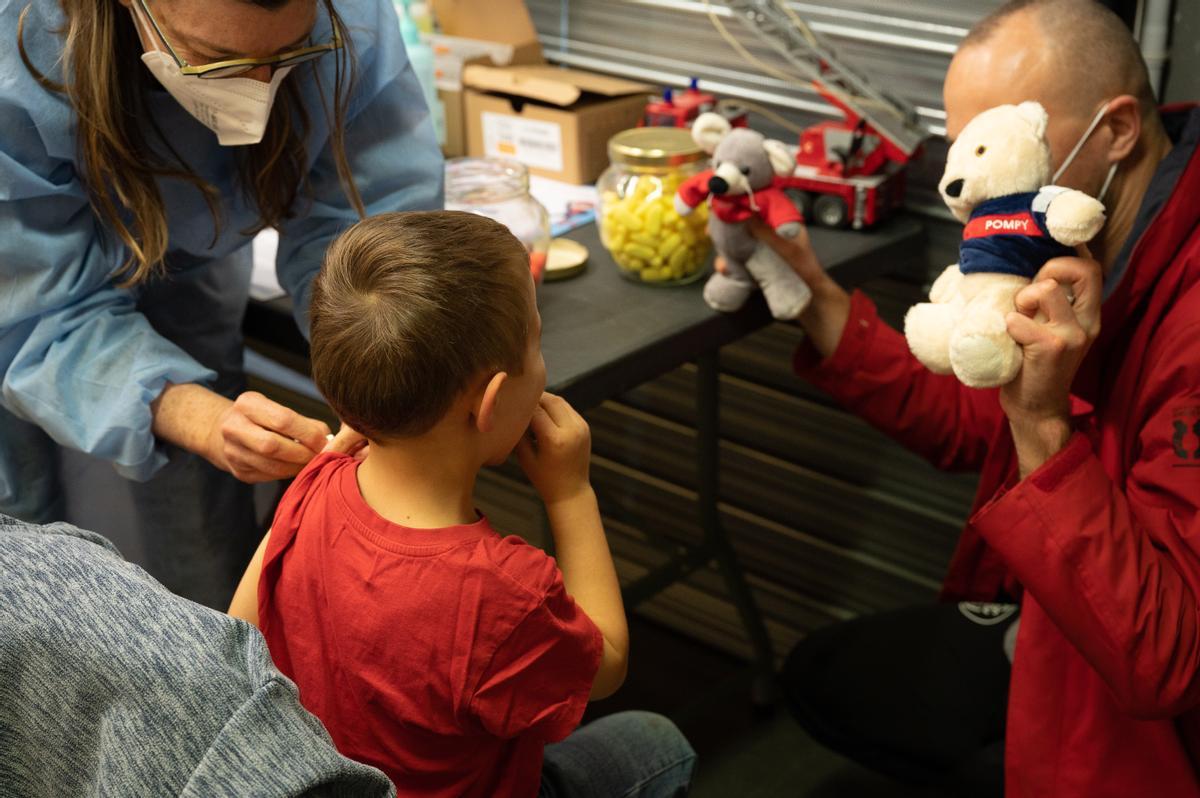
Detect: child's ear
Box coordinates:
(474, 371, 508, 434)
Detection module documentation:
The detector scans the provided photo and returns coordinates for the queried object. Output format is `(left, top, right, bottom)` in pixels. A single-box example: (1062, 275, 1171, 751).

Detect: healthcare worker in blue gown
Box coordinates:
(0, 0, 443, 608)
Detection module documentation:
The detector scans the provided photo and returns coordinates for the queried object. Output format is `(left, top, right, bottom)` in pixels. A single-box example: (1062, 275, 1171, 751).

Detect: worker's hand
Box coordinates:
(324, 423, 370, 461)
(1001, 256, 1102, 477)
(515, 393, 593, 506)
(209, 391, 331, 482)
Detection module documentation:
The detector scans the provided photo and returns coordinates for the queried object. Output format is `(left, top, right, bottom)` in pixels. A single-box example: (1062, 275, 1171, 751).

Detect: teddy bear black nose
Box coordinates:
(708, 175, 730, 195)
(944, 179, 965, 198)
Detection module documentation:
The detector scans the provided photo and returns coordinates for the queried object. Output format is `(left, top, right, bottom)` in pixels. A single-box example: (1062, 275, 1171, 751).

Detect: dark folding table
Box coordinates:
(245, 214, 925, 700)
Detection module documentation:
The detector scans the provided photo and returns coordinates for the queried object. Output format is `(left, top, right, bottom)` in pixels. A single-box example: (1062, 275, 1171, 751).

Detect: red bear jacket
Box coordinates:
(796, 105, 1200, 798)
(676, 169, 803, 229)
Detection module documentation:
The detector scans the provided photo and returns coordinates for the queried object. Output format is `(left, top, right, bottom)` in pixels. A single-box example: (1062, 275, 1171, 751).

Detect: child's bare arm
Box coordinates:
(545, 487, 628, 698)
(228, 530, 271, 627)
(516, 394, 629, 700)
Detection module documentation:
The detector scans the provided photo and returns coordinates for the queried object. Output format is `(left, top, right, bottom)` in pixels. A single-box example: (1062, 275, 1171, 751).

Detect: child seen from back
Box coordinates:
(229, 212, 696, 797)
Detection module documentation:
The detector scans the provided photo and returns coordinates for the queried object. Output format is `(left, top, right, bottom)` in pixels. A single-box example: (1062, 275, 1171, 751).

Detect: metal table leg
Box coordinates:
(696, 350, 777, 704)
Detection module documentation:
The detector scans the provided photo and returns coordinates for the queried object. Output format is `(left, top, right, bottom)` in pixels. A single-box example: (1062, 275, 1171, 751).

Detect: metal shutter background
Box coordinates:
(524, 0, 1007, 214)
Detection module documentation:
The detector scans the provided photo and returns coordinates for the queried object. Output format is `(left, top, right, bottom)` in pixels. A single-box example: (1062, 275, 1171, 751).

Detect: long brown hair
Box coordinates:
(17, 0, 365, 286)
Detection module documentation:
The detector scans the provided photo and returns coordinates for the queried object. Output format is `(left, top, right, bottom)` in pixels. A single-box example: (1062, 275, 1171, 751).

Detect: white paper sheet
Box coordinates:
(528, 176, 599, 237)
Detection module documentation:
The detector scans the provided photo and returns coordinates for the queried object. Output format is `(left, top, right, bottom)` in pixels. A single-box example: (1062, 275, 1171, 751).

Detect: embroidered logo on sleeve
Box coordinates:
(957, 602, 1019, 626)
(963, 212, 1044, 240)
(1171, 406, 1200, 468)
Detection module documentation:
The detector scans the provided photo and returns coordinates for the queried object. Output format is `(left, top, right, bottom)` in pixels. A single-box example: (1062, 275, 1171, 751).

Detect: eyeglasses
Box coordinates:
(134, 0, 342, 79)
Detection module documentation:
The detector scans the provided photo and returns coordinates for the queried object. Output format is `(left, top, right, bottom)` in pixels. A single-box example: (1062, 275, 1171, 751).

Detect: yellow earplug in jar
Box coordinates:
(597, 128, 712, 285)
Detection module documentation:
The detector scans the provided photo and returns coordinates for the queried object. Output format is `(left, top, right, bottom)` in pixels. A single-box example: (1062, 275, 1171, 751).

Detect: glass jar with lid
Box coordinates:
(444, 158, 552, 282)
(597, 128, 712, 285)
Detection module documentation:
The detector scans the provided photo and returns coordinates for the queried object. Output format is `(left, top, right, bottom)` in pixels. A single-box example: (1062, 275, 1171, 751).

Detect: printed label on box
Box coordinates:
(481, 112, 564, 173)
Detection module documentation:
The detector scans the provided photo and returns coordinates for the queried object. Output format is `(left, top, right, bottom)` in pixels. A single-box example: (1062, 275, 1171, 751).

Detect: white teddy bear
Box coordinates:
(904, 101, 1107, 388)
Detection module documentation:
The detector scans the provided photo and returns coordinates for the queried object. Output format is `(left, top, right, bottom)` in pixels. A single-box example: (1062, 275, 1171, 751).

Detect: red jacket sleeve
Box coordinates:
(676, 170, 714, 211)
(970, 352, 1200, 718)
(796, 290, 1006, 472)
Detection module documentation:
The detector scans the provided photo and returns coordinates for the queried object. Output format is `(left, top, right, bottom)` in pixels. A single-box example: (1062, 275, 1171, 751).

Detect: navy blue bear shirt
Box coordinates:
(960, 187, 1075, 278)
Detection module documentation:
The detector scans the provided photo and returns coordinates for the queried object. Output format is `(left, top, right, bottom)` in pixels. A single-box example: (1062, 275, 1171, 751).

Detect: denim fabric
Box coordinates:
(541, 710, 697, 798)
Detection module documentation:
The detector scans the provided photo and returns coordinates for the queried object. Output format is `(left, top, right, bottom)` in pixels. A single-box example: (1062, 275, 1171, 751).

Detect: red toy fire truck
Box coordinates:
(643, 78, 749, 130)
(727, 0, 929, 229)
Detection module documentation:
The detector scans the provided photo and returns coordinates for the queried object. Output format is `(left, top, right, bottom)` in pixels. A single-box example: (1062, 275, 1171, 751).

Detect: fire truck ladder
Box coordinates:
(723, 0, 928, 157)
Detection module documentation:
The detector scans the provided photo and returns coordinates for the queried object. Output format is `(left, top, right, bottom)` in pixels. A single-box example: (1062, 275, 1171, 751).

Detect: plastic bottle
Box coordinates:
(395, 0, 445, 146)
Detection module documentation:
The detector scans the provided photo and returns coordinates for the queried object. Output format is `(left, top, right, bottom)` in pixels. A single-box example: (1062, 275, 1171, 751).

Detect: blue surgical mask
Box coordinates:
(1052, 99, 1120, 204)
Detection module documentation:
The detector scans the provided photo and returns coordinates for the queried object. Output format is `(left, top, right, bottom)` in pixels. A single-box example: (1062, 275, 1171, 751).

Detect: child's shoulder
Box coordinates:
(286, 450, 352, 497)
(472, 531, 563, 604)
(272, 452, 355, 529)
(305, 450, 357, 483)
(302, 450, 356, 476)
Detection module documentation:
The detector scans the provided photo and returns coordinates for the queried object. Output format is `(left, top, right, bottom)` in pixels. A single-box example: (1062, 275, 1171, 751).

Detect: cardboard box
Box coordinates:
(429, 0, 544, 159)
(429, 33, 532, 159)
(430, 0, 544, 65)
(437, 87, 466, 158)
(463, 64, 650, 184)
(432, 0, 651, 184)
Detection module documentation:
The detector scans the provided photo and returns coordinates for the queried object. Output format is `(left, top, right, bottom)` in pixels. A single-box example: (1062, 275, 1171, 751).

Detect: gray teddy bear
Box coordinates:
(673, 112, 814, 320)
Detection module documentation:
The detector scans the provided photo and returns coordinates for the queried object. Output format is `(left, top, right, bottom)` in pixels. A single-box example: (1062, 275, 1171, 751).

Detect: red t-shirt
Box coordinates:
(258, 453, 603, 797)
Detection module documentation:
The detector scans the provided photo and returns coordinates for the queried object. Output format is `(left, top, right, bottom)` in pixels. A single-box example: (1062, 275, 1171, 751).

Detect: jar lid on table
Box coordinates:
(607, 128, 706, 169)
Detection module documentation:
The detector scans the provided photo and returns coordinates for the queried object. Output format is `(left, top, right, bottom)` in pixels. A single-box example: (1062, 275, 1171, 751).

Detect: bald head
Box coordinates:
(944, 0, 1172, 270)
(946, 0, 1155, 140)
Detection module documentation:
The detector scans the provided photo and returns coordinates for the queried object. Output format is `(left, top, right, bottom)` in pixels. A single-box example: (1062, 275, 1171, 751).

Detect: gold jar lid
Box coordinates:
(608, 128, 706, 168)
(544, 238, 588, 281)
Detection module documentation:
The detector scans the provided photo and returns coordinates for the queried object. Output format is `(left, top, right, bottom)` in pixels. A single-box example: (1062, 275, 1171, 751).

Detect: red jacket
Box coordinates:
(796, 105, 1200, 797)
(676, 169, 803, 229)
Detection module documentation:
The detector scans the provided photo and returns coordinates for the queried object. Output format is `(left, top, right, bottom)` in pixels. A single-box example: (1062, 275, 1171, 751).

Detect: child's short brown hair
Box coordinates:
(309, 211, 531, 441)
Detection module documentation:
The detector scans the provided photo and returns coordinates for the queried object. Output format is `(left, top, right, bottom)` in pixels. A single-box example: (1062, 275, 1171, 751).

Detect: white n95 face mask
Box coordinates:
(130, 7, 294, 146)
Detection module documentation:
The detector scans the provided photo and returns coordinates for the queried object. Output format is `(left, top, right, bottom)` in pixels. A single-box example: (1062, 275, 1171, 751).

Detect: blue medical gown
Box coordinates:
(0, 0, 444, 501)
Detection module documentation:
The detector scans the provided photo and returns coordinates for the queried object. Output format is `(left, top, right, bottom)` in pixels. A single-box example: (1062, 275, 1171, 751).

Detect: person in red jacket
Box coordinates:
(755, 1, 1200, 796)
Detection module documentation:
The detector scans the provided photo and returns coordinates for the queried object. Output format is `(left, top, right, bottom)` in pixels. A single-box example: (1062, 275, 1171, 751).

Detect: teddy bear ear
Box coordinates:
(763, 139, 795, 177)
(692, 112, 732, 154)
(1015, 101, 1049, 140)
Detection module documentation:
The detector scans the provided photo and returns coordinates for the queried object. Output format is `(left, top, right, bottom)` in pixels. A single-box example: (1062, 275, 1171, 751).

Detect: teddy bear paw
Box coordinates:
(775, 221, 803, 239)
(904, 302, 957, 375)
(703, 272, 756, 313)
(949, 330, 1023, 388)
(1045, 191, 1106, 246)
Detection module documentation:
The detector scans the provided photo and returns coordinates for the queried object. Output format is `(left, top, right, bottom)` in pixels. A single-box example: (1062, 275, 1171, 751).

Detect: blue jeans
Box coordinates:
(541, 711, 697, 798)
